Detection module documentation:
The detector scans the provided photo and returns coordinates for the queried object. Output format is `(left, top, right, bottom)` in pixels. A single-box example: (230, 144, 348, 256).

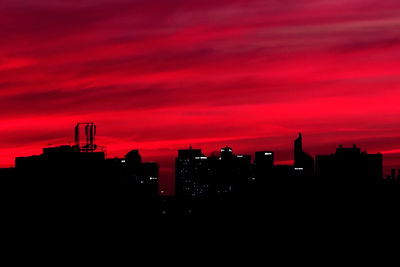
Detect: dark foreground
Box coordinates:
(1, 183, 398, 220)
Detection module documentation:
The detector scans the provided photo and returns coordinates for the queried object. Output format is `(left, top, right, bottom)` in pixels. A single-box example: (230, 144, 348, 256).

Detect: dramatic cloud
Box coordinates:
(1, 0, 400, 192)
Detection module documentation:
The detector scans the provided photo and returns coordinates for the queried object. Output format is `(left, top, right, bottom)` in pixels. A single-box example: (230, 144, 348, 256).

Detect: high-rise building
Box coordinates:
(175, 146, 252, 197)
(293, 133, 314, 178)
(175, 146, 210, 197)
(216, 146, 252, 195)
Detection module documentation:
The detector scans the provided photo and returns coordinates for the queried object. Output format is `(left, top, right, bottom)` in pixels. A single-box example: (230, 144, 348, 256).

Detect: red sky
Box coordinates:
(1, 0, 400, 193)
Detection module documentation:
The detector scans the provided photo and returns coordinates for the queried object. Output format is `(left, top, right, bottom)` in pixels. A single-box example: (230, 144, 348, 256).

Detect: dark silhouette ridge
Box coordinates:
(0, 123, 396, 218)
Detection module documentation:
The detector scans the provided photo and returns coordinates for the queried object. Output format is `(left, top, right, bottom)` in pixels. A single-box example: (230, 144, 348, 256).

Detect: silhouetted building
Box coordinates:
(15, 144, 106, 186)
(14, 123, 107, 186)
(139, 162, 159, 197)
(175, 146, 210, 198)
(13, 123, 159, 200)
(217, 146, 235, 194)
(294, 133, 314, 179)
(217, 147, 251, 195)
(220, 146, 234, 160)
(253, 151, 274, 183)
(315, 145, 382, 184)
(104, 150, 159, 197)
(125, 150, 142, 171)
(234, 154, 252, 193)
(175, 146, 252, 197)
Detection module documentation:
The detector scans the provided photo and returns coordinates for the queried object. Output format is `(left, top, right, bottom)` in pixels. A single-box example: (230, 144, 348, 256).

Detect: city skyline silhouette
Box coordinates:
(0, 122, 394, 216)
(1, 122, 396, 196)
(1, 1, 400, 217)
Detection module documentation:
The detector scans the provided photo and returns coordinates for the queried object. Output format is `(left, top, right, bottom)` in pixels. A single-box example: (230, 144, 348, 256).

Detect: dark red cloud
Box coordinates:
(1, 0, 400, 193)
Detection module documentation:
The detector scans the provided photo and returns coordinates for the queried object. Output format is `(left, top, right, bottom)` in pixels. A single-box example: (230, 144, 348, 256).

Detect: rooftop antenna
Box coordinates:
(75, 122, 97, 152)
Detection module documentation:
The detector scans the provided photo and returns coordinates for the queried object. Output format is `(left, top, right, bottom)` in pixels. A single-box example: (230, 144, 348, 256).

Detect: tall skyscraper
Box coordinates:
(175, 146, 210, 197)
(294, 133, 315, 178)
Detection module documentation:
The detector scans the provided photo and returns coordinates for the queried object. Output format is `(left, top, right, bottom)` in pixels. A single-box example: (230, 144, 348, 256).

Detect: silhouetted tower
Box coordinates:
(294, 133, 314, 178)
(175, 146, 207, 197)
(294, 133, 303, 167)
(75, 122, 97, 152)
